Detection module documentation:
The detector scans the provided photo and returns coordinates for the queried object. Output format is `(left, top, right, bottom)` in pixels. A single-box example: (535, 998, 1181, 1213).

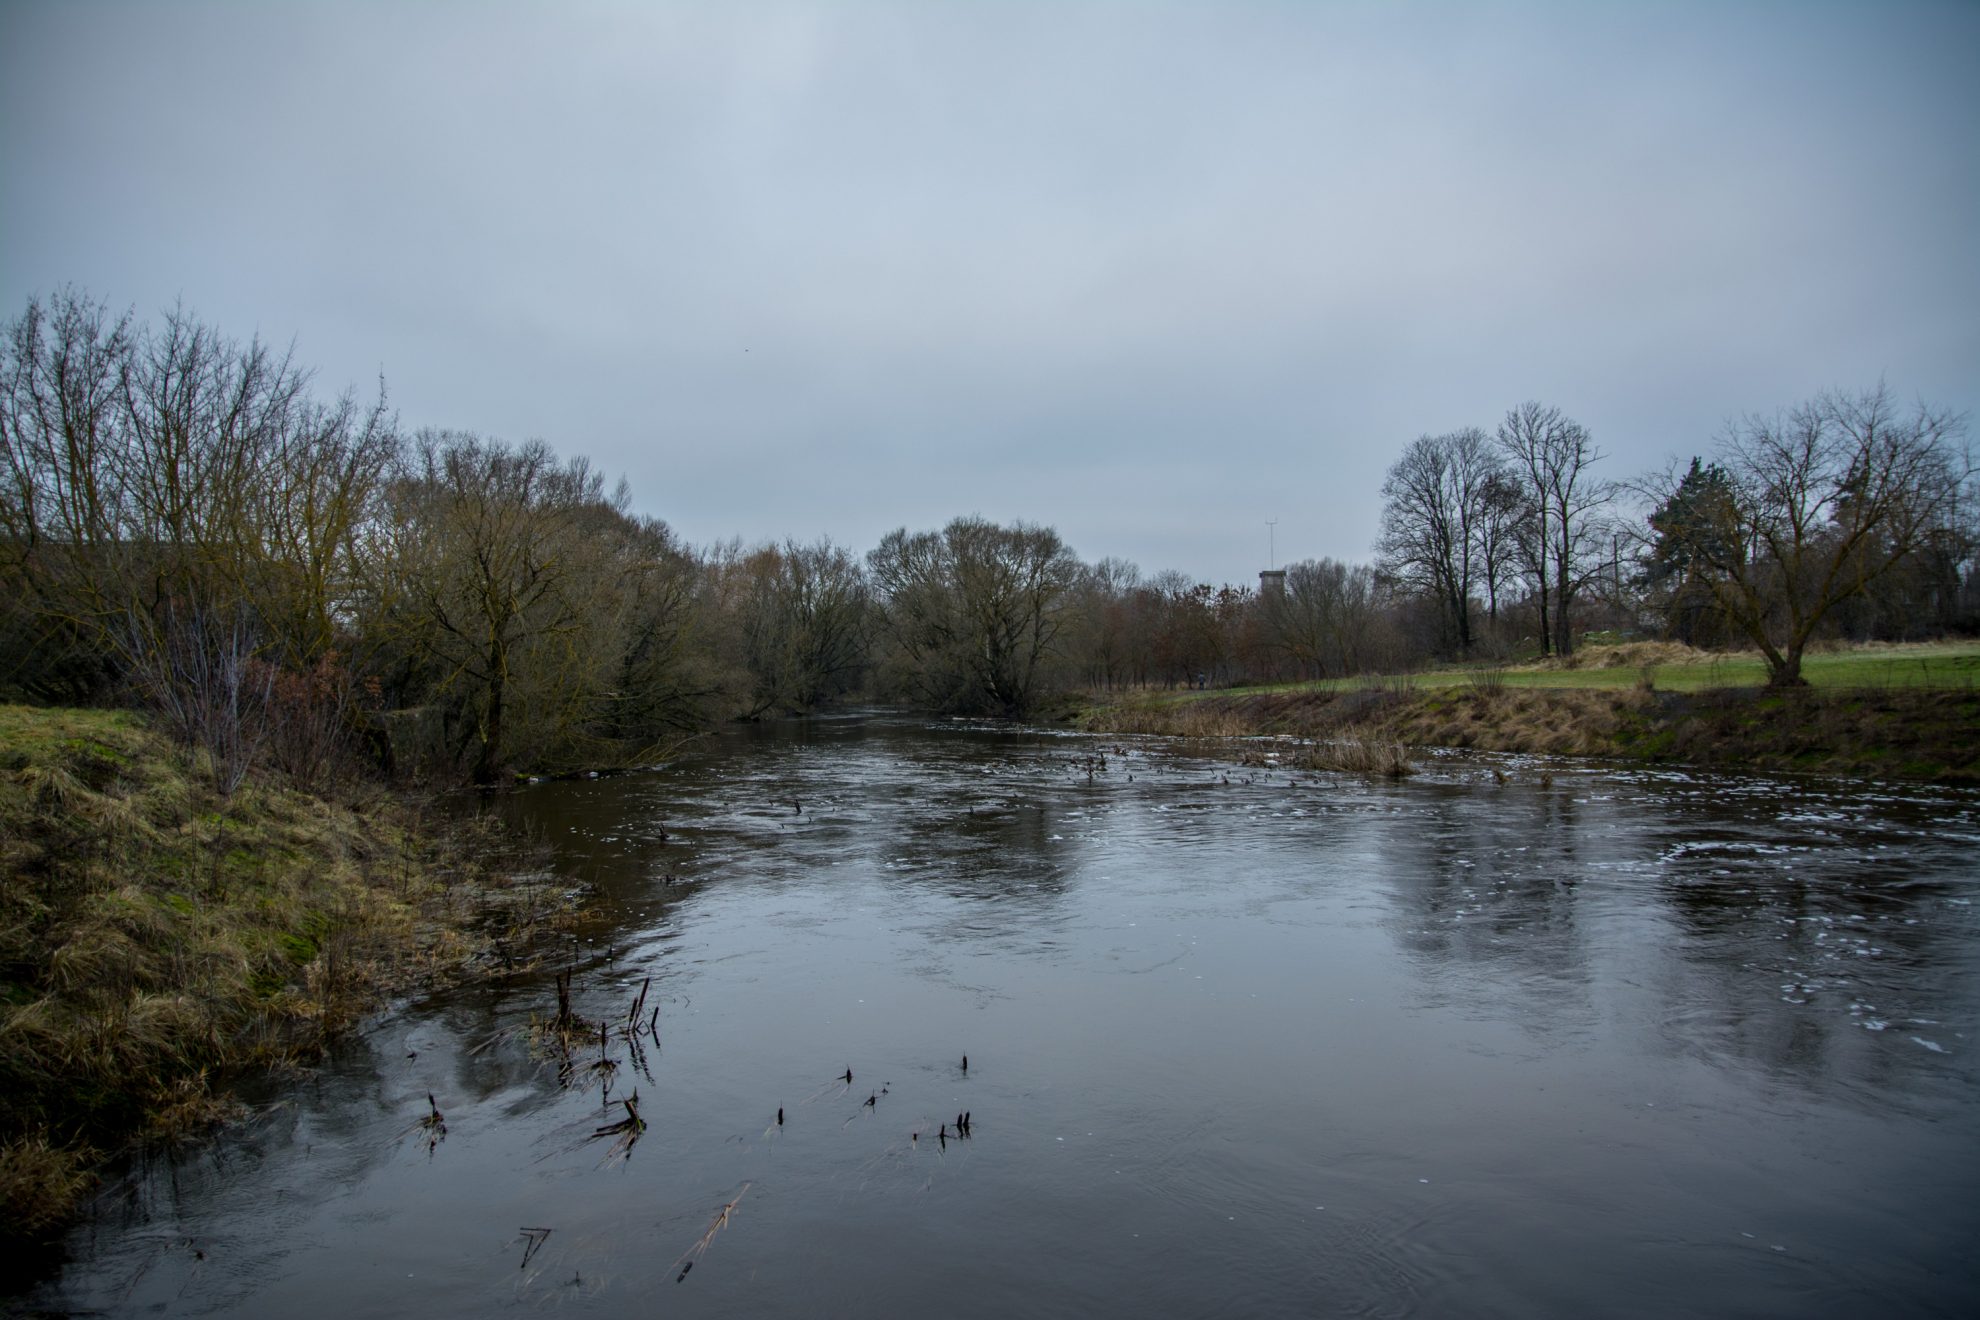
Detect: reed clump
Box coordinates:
(1296, 728, 1414, 777)
(0, 704, 576, 1265)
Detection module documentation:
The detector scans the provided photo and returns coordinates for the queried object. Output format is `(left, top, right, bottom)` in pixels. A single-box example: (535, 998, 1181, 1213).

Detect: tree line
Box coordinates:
(1375, 391, 1973, 685)
(3, 289, 1973, 785)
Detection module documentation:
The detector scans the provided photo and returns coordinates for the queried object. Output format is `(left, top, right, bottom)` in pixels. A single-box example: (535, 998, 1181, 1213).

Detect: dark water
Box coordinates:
(29, 714, 1980, 1318)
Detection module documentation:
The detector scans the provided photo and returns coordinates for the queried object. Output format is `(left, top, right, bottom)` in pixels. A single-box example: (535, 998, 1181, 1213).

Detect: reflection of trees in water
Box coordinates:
(1393, 767, 1980, 1100)
(1384, 771, 1979, 1098)
(504, 716, 1980, 1103)
(1383, 785, 1595, 1003)
(1653, 837, 1972, 1097)
(877, 754, 1076, 906)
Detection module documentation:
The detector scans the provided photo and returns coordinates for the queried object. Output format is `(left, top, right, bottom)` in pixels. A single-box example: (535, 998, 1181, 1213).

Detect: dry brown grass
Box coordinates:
(1528, 640, 1706, 671)
(1381, 687, 1652, 756)
(1296, 728, 1414, 777)
(1080, 696, 1257, 738)
(0, 1137, 94, 1237)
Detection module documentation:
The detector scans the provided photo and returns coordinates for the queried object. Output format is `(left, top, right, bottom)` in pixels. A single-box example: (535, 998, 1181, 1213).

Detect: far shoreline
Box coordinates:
(1072, 641, 1980, 784)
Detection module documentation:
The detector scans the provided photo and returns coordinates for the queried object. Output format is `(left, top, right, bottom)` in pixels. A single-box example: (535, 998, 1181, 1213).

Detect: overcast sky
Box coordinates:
(3, 1, 1975, 585)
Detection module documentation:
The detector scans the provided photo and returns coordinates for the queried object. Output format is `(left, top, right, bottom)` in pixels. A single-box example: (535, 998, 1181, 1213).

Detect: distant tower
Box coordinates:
(1261, 518, 1285, 599)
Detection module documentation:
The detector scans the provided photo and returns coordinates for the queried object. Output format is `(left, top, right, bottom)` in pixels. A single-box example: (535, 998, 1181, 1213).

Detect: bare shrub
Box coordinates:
(121, 601, 271, 795)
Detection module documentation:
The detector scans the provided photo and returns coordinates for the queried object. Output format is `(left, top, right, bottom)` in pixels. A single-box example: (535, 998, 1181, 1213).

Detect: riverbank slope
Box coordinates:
(0, 705, 575, 1268)
(1078, 647, 1980, 782)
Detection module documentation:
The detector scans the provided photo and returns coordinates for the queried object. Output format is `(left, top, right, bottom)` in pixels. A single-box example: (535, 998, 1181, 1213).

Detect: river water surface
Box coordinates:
(32, 714, 1980, 1317)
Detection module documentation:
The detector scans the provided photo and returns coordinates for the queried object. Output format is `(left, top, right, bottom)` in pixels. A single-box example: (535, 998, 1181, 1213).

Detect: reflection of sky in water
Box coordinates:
(38, 715, 1980, 1319)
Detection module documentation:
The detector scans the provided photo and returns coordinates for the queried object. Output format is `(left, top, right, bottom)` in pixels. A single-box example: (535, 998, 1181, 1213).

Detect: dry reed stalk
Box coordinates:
(675, 1182, 750, 1282)
(623, 977, 651, 1032)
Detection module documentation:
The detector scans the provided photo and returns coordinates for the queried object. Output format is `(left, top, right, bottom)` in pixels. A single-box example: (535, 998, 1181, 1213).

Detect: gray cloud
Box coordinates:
(4, 0, 1975, 585)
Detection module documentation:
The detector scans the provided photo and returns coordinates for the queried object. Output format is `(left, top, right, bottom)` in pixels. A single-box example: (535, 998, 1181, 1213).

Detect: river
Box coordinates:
(27, 713, 1980, 1317)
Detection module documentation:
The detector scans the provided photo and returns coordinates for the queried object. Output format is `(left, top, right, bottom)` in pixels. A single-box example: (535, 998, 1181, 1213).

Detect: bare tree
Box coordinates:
(1495, 401, 1609, 657)
(1644, 384, 1971, 685)
(0, 289, 134, 695)
(250, 385, 397, 668)
(736, 538, 871, 714)
(1274, 558, 1386, 678)
(1473, 470, 1529, 645)
(1, 290, 394, 786)
(1065, 556, 1143, 690)
(1377, 428, 1500, 655)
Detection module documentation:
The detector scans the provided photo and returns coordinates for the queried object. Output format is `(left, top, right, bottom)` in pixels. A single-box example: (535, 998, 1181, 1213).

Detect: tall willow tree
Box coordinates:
(373, 432, 707, 782)
(731, 538, 871, 716)
(867, 517, 1083, 717)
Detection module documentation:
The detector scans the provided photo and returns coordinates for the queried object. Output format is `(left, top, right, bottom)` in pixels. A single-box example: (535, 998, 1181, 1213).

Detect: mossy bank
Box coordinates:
(1079, 683, 1980, 783)
(0, 705, 578, 1272)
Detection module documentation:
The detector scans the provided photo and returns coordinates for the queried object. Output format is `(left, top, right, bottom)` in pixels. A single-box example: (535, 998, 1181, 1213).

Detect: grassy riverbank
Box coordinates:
(0, 706, 577, 1265)
(1077, 642, 1980, 782)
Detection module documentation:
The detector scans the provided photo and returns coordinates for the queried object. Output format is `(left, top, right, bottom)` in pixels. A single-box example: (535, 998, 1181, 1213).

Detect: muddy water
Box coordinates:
(31, 714, 1980, 1318)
